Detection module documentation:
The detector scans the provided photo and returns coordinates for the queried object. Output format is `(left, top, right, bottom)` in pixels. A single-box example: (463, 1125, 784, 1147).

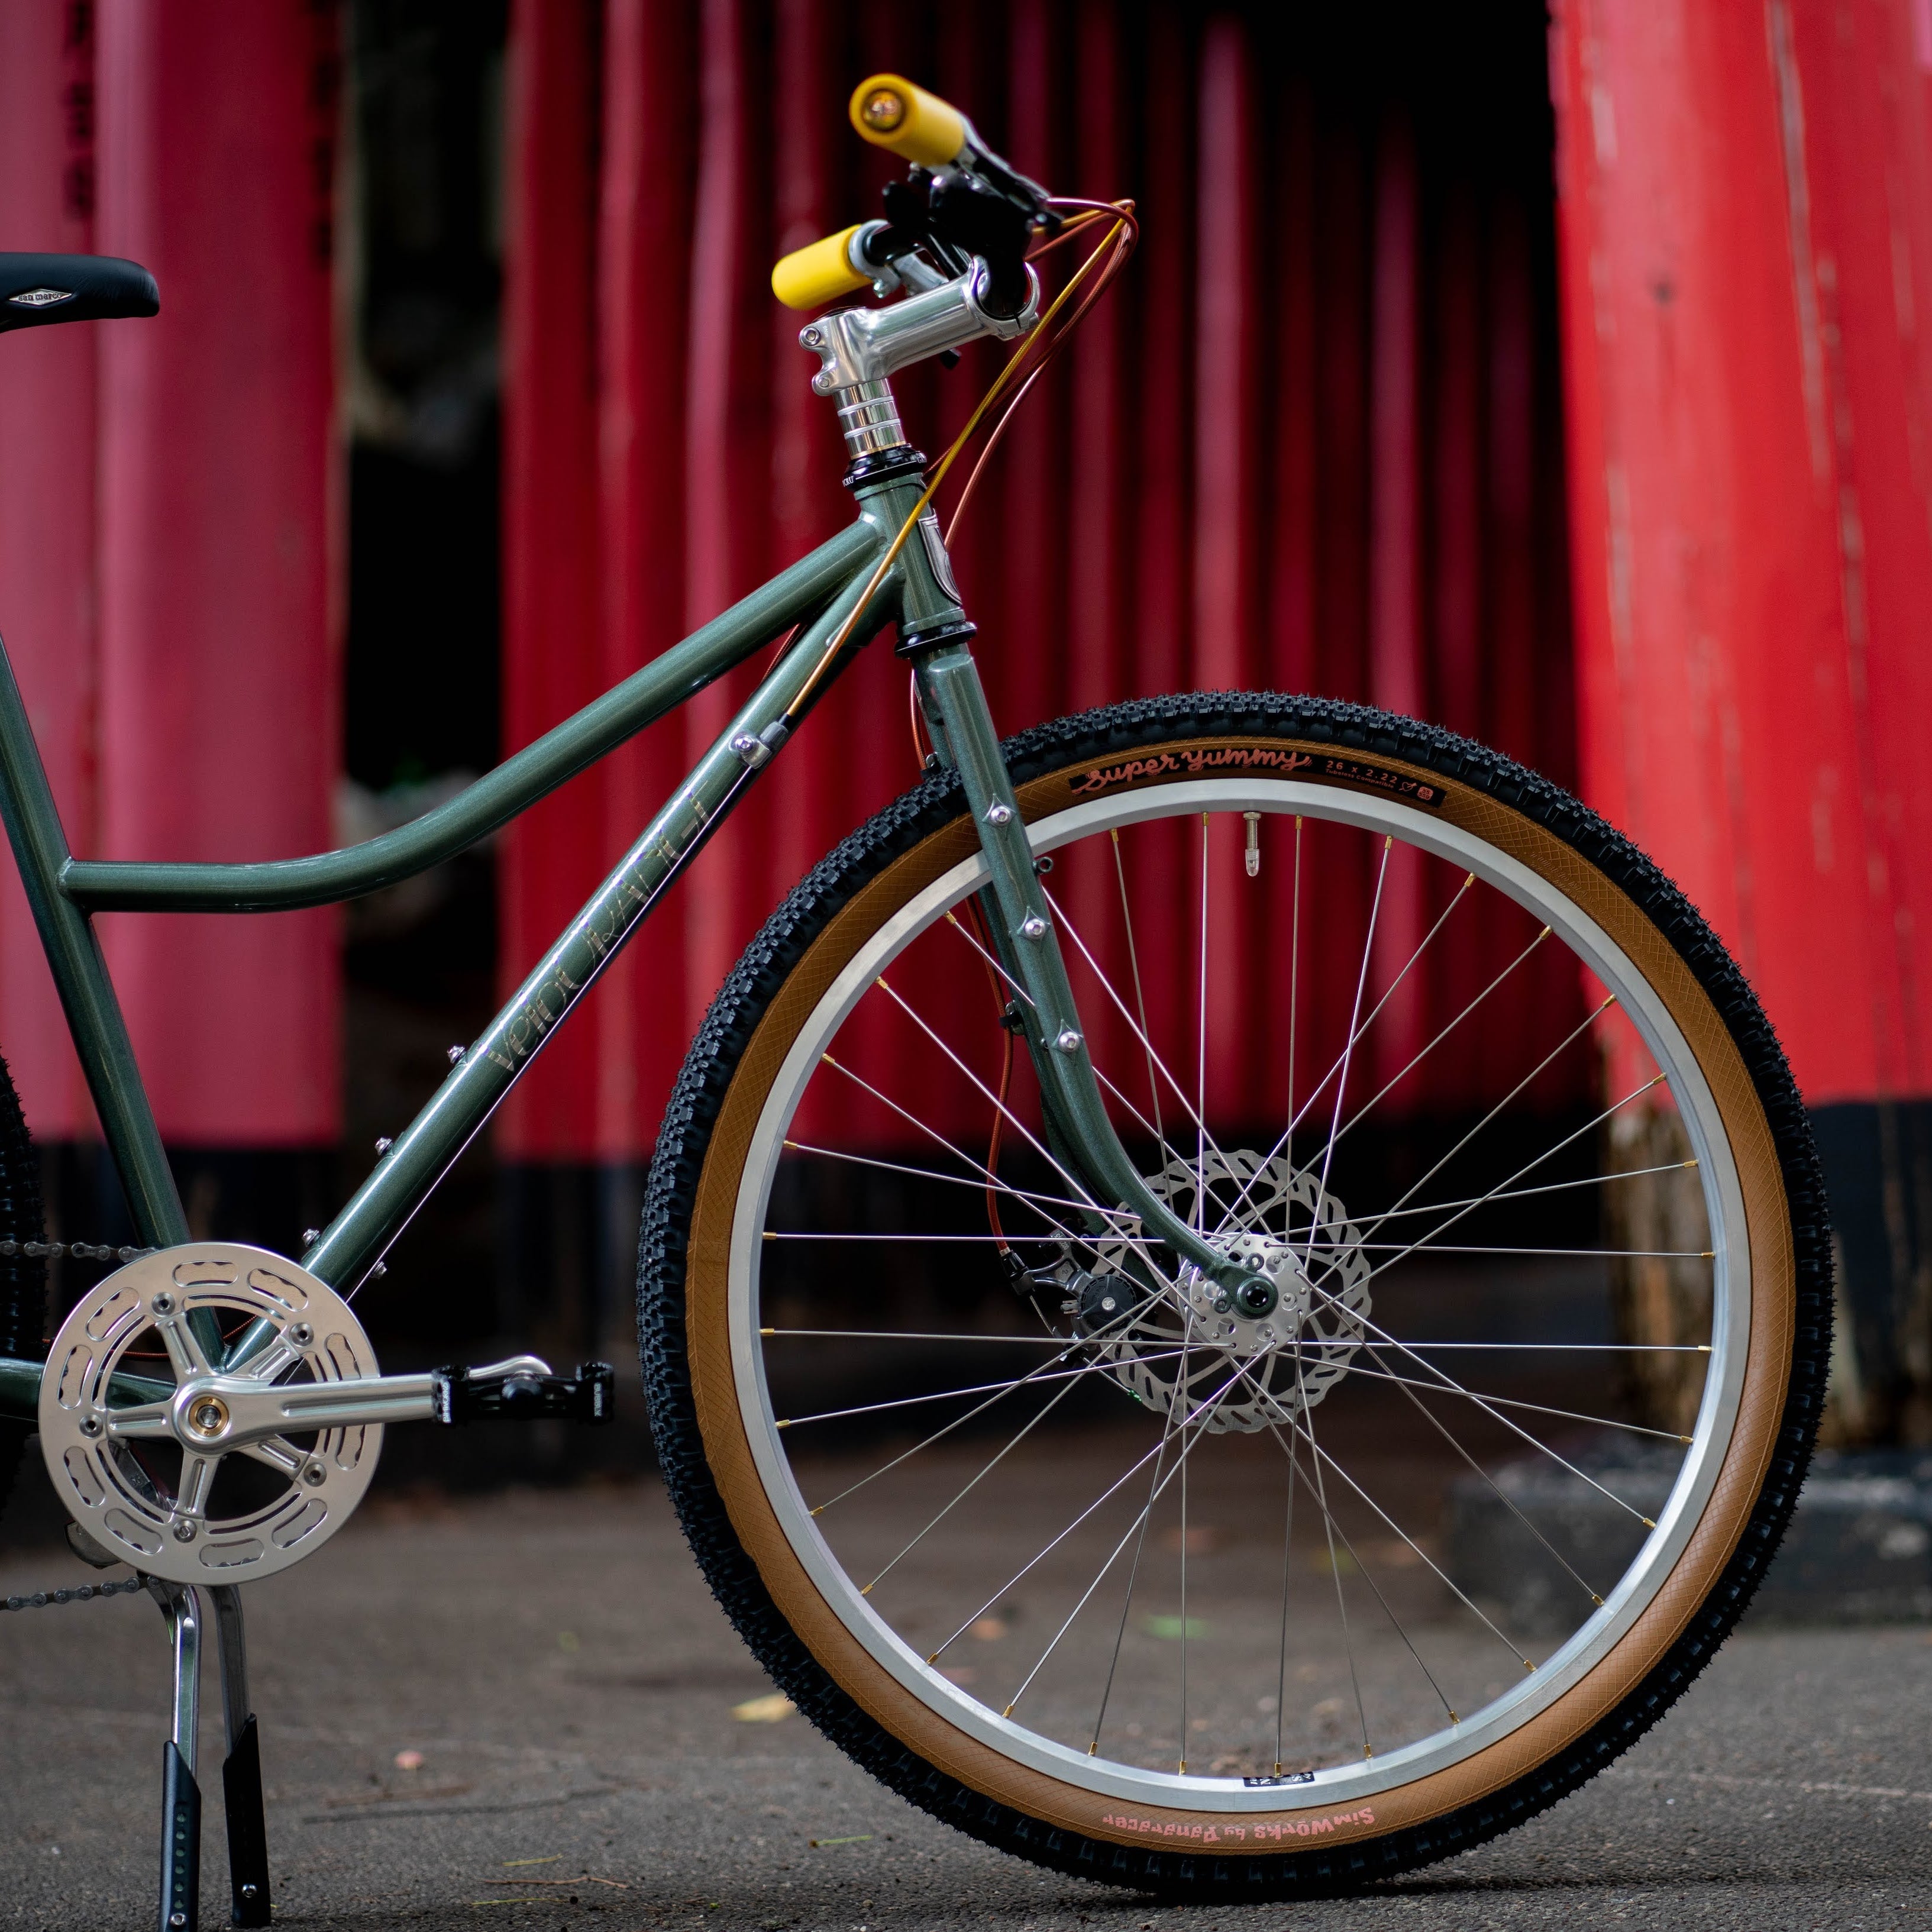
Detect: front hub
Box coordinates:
(1086, 1151, 1376, 1434)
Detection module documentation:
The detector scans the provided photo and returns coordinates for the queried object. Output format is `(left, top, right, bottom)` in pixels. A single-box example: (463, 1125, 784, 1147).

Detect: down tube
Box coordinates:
(301, 562, 899, 1293)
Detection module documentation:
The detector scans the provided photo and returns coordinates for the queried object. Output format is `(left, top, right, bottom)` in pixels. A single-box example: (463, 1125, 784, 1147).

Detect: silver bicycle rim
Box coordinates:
(727, 778, 1750, 1814)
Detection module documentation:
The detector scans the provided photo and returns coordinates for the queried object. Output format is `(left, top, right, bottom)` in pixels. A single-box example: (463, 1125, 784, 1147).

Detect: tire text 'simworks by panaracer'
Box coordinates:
(1097, 1806, 1377, 1843)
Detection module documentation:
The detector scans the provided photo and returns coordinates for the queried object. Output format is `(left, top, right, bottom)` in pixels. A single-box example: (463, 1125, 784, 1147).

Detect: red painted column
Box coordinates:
(93, 0, 340, 1146)
(1549, 1, 1932, 1423)
(0, 0, 99, 1139)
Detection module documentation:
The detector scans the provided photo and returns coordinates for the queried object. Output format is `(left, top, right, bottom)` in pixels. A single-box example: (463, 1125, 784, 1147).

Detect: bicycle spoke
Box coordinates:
(1299, 1271, 1662, 1527)
(1335, 1356, 1693, 1445)
(929, 1349, 1240, 1673)
(1042, 881, 1226, 1174)
(1088, 1309, 1200, 1758)
(1366, 1159, 1700, 1225)
(1196, 813, 1210, 1231)
(1337, 1000, 1633, 1261)
(1264, 1375, 1534, 1672)
(776, 1346, 1193, 1430)
(1110, 825, 1166, 1153)
(1291, 1342, 1371, 1759)
(1342, 1365, 1612, 1607)
(1332, 1071, 1675, 1290)
(763, 1327, 1106, 1346)
(1302, 837, 1394, 1273)
(870, 975, 1116, 1222)
(858, 1366, 1094, 1595)
(1218, 868, 1478, 1235)
(1284, 815, 1302, 1178)
(1003, 1355, 1250, 1728)
(1330, 923, 1552, 1149)
(1272, 1424, 1458, 1729)
(780, 1137, 1141, 1229)
(804, 1292, 1180, 1517)
(1273, 1401, 1296, 1773)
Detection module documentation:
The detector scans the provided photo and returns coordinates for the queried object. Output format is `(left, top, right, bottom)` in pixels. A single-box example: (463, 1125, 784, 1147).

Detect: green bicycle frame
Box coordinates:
(0, 459, 1246, 1410)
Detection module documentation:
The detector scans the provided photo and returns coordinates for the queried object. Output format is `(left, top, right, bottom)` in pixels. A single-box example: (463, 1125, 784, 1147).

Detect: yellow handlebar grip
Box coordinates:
(771, 224, 872, 311)
(848, 73, 968, 169)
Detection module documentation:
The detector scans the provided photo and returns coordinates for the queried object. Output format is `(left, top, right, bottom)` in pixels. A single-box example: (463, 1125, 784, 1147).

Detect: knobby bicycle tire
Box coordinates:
(639, 692, 1830, 1901)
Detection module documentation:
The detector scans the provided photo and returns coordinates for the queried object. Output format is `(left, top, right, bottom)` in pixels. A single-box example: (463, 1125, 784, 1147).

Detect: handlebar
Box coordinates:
(770, 73, 1054, 317)
(848, 74, 970, 170)
(771, 223, 874, 312)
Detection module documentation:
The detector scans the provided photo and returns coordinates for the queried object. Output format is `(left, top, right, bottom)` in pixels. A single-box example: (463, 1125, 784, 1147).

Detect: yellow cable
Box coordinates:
(781, 209, 1129, 726)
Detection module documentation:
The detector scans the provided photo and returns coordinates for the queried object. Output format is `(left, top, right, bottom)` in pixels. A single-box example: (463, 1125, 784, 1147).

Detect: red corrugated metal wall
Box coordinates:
(0, 0, 341, 1151)
(499, 1, 1579, 1164)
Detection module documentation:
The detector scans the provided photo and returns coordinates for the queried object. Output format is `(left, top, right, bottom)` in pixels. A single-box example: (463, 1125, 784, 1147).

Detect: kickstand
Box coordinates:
(207, 1585, 271, 1927)
(144, 1581, 271, 1931)
(144, 1578, 202, 1932)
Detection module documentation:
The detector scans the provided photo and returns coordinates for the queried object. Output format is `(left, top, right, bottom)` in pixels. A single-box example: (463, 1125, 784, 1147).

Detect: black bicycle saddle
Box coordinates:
(0, 253, 158, 333)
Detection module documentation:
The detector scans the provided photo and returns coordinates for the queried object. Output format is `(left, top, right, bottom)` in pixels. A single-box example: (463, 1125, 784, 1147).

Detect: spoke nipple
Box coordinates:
(809, 1506, 823, 1517)
(860, 1583, 873, 1597)
(1523, 1659, 1535, 1672)
(762, 1232, 776, 1242)
(1592, 1594, 1604, 1606)
(775, 1419, 791, 1431)
(1687, 1156, 1700, 1168)
(1004, 1705, 1017, 1718)
(1642, 1517, 1656, 1529)
(759, 1326, 774, 1335)
(1702, 1251, 1715, 1259)
(1679, 1436, 1692, 1445)
(1177, 1759, 1187, 1773)
(1364, 1747, 1374, 1760)
(1087, 1743, 1098, 1756)
(1448, 1713, 1459, 1726)
(1698, 1344, 1711, 1353)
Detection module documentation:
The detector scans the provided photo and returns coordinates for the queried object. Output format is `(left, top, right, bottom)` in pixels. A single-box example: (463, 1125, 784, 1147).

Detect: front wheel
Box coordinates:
(640, 693, 1828, 1899)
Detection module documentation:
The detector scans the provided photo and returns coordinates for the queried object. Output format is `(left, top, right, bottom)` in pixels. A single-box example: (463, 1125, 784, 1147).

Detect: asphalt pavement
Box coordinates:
(3, 1477, 1930, 1932)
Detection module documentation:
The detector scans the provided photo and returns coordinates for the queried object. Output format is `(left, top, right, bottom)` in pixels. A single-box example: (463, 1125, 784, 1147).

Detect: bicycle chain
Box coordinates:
(2, 1576, 146, 1613)
(0, 1238, 156, 1263)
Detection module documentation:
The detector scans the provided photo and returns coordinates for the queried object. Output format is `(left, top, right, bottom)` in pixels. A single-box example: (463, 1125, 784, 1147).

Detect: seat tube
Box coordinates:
(0, 637, 187, 1246)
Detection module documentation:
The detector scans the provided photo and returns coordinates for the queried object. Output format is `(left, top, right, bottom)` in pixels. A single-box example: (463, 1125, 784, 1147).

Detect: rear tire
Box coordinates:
(640, 693, 1830, 1899)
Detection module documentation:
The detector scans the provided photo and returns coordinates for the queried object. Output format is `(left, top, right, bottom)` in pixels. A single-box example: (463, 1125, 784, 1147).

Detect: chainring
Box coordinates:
(39, 1243, 383, 1584)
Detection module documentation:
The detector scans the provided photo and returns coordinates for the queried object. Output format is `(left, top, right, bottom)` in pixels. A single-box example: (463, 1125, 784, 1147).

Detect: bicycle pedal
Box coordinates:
(431, 1356, 616, 1425)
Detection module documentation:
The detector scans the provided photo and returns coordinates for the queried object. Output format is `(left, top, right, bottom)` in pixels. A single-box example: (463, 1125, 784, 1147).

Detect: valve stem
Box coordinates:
(1243, 811, 1261, 878)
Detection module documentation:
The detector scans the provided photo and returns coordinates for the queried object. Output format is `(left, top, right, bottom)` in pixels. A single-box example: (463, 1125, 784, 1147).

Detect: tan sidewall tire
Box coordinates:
(645, 695, 1824, 1885)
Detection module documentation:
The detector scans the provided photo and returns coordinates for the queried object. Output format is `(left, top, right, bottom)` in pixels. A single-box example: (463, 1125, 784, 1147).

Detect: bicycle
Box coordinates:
(0, 73, 1830, 1919)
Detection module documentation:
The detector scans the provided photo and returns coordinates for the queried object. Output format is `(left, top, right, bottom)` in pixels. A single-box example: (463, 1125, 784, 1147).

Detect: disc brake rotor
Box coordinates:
(38, 1243, 383, 1584)
(1087, 1149, 1373, 1434)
